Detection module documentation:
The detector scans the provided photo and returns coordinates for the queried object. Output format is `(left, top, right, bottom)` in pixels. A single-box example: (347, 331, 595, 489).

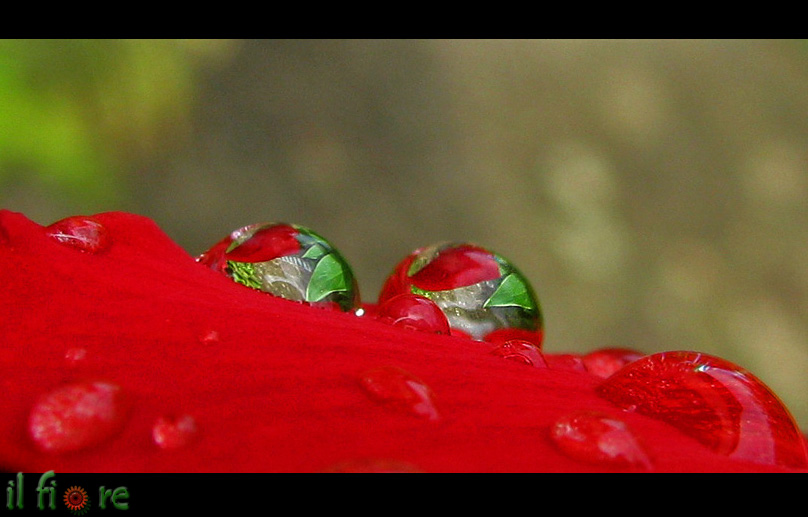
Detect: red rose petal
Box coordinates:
(0, 209, 805, 472)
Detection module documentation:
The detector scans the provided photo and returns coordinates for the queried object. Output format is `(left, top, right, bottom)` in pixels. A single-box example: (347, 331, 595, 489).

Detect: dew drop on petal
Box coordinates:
(322, 457, 423, 473)
(595, 351, 808, 469)
(490, 339, 548, 367)
(378, 242, 543, 342)
(198, 329, 220, 345)
(359, 366, 440, 421)
(375, 293, 451, 335)
(198, 222, 360, 312)
(581, 347, 644, 378)
(46, 216, 111, 254)
(64, 347, 87, 368)
(550, 410, 653, 470)
(152, 414, 198, 450)
(28, 380, 128, 453)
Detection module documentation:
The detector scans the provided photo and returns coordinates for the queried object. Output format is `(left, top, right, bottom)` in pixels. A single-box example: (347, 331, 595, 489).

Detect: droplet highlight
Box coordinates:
(28, 380, 128, 453)
(46, 216, 111, 254)
(596, 351, 808, 469)
(550, 410, 653, 470)
(359, 366, 440, 421)
(152, 414, 198, 450)
(198, 329, 220, 345)
(198, 222, 360, 311)
(378, 242, 543, 342)
(375, 293, 451, 335)
(490, 339, 548, 367)
(64, 347, 88, 368)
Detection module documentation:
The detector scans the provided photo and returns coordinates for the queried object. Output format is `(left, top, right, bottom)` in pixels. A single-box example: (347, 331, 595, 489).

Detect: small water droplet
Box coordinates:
(64, 347, 87, 367)
(375, 293, 451, 335)
(550, 410, 653, 470)
(490, 339, 548, 367)
(581, 347, 644, 378)
(46, 216, 111, 253)
(28, 380, 128, 453)
(354, 307, 366, 317)
(359, 366, 440, 421)
(152, 414, 198, 450)
(323, 457, 423, 473)
(198, 330, 220, 345)
(596, 351, 808, 469)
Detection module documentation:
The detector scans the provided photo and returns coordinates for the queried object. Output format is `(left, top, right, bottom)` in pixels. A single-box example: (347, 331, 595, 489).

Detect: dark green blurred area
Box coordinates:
(3, 39, 808, 429)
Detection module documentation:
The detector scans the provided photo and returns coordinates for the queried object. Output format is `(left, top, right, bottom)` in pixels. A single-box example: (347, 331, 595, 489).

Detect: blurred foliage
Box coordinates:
(0, 39, 232, 205)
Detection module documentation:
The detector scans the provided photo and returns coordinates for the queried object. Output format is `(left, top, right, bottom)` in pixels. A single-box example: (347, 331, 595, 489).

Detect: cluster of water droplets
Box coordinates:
(11, 215, 808, 471)
(12, 217, 201, 456)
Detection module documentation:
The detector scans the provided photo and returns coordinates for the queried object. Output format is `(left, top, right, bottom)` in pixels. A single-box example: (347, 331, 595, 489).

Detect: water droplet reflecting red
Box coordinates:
(550, 410, 653, 470)
(46, 216, 111, 253)
(582, 347, 644, 378)
(28, 380, 128, 453)
(596, 351, 808, 469)
(152, 414, 198, 450)
(375, 293, 451, 335)
(359, 366, 440, 421)
(490, 339, 548, 367)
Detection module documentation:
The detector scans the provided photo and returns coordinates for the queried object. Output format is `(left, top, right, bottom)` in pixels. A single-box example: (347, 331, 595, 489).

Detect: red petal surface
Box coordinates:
(0, 209, 805, 472)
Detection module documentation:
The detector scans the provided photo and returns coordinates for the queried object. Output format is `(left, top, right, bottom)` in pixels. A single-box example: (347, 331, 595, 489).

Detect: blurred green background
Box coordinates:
(3, 39, 808, 430)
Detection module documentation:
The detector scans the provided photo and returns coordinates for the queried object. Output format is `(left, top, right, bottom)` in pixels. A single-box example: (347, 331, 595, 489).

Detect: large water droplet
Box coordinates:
(378, 242, 543, 342)
(198, 222, 360, 311)
(359, 366, 440, 421)
(582, 347, 644, 378)
(490, 339, 548, 367)
(596, 351, 808, 469)
(375, 293, 451, 335)
(152, 414, 198, 450)
(46, 216, 111, 253)
(550, 410, 653, 470)
(28, 380, 128, 453)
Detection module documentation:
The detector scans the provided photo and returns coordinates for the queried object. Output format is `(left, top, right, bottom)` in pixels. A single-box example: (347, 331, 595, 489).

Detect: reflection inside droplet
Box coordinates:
(378, 242, 543, 342)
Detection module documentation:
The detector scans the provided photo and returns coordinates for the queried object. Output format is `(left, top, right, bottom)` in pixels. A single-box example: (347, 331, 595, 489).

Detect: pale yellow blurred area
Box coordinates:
(3, 39, 808, 429)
